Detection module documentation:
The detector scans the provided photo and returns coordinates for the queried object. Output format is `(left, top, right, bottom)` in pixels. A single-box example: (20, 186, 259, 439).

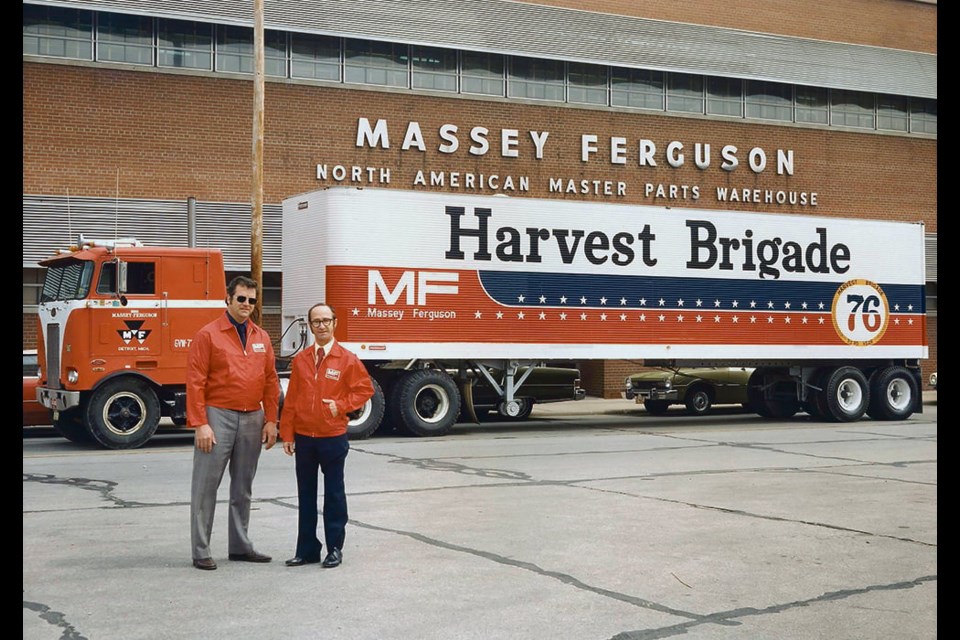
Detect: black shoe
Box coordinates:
(285, 556, 321, 567)
(228, 550, 272, 563)
(321, 548, 342, 568)
(193, 557, 217, 571)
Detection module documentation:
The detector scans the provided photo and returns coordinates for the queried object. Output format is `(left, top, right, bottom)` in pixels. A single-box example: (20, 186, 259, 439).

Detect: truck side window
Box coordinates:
(97, 262, 156, 295)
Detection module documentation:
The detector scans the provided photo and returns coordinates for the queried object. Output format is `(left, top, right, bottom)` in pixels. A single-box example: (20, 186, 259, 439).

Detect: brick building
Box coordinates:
(22, 0, 937, 397)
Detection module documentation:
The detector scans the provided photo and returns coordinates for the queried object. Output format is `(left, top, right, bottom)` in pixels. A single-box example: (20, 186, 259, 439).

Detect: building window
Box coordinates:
(23, 5, 93, 60)
(831, 89, 875, 129)
(215, 25, 287, 77)
(707, 77, 742, 117)
(795, 86, 828, 124)
(568, 62, 608, 105)
(411, 46, 457, 92)
(23, 268, 44, 310)
(745, 81, 792, 121)
(910, 98, 937, 134)
(876, 95, 908, 132)
(344, 39, 408, 87)
(291, 33, 340, 81)
(611, 68, 664, 110)
(96, 12, 153, 66)
(666, 73, 704, 113)
(461, 51, 504, 96)
(158, 19, 212, 70)
(508, 57, 565, 102)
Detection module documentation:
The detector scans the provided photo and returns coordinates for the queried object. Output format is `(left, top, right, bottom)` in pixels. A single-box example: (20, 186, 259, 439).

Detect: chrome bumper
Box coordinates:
(37, 386, 81, 411)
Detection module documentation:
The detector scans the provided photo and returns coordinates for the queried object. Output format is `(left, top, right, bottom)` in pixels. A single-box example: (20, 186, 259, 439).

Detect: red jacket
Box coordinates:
(280, 341, 374, 440)
(186, 313, 280, 427)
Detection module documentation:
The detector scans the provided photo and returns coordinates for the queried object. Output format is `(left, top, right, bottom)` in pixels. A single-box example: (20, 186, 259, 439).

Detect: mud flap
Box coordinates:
(459, 379, 479, 423)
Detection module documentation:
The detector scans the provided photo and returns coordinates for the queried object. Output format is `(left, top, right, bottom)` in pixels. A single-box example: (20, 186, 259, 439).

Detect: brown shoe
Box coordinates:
(193, 557, 217, 571)
(228, 550, 272, 563)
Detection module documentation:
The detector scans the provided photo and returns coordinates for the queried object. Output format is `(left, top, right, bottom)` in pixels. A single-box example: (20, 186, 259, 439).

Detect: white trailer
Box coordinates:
(281, 187, 927, 435)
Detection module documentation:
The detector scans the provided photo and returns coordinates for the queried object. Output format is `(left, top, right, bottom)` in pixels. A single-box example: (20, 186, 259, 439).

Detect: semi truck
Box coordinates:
(281, 187, 927, 436)
(34, 236, 227, 449)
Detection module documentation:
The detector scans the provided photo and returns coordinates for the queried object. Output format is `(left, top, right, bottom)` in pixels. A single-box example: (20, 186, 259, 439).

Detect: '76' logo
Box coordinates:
(831, 279, 889, 346)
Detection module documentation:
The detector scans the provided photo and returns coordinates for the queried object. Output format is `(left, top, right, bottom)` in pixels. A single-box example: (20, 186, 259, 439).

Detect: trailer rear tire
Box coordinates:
(823, 366, 870, 422)
(52, 408, 93, 443)
(346, 378, 386, 440)
(86, 378, 161, 449)
(866, 366, 917, 420)
(393, 369, 460, 437)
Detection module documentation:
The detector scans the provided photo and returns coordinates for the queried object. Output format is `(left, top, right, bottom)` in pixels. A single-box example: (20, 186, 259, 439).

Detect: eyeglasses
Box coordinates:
(234, 295, 257, 305)
(310, 318, 335, 328)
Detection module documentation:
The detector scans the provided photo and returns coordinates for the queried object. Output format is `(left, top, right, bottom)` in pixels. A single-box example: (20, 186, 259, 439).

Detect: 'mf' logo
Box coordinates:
(117, 320, 152, 345)
(368, 270, 459, 305)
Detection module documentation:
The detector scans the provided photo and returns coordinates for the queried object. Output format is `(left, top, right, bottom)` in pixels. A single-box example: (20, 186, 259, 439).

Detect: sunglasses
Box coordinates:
(234, 295, 257, 305)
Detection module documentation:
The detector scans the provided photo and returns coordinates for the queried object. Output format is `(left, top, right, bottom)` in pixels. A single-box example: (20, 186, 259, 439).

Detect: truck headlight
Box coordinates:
(67, 369, 79, 384)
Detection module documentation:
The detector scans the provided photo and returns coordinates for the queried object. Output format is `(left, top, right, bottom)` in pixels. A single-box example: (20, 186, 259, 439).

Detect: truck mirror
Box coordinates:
(116, 259, 128, 294)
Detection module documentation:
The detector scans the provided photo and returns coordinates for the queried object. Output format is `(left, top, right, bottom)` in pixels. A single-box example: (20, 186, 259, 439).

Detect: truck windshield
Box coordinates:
(40, 259, 94, 302)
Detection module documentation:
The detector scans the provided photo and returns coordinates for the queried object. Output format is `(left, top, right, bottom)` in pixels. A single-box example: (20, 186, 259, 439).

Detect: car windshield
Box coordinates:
(40, 259, 94, 302)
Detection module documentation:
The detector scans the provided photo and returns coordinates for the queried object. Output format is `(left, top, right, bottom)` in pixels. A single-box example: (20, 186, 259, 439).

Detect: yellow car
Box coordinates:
(623, 367, 753, 416)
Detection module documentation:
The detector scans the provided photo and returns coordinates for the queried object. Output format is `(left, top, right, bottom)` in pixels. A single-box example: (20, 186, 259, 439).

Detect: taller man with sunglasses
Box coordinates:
(186, 275, 280, 571)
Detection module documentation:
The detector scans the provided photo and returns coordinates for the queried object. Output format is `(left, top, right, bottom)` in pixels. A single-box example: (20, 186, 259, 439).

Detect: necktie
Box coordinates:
(315, 348, 323, 374)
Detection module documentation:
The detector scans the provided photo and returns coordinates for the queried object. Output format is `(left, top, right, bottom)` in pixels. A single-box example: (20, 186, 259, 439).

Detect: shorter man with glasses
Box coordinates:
(186, 275, 280, 570)
(281, 303, 374, 568)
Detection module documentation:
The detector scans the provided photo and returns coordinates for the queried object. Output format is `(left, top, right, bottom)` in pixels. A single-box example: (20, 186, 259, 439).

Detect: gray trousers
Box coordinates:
(190, 406, 265, 560)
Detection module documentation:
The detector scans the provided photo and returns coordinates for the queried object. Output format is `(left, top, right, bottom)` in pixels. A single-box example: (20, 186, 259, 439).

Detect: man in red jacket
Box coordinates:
(281, 303, 374, 568)
(186, 276, 280, 571)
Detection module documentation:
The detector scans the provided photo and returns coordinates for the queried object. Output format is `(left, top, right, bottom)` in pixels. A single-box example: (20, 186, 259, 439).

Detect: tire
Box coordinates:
(392, 369, 460, 437)
(346, 378, 386, 440)
(85, 378, 161, 449)
(52, 408, 93, 443)
(171, 416, 188, 427)
(498, 397, 534, 421)
(748, 369, 799, 419)
(684, 387, 712, 416)
(643, 399, 670, 416)
(867, 366, 917, 420)
(823, 366, 870, 422)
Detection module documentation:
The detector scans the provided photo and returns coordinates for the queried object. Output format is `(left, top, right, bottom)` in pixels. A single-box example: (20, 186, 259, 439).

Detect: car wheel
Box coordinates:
(684, 387, 712, 416)
(643, 399, 670, 416)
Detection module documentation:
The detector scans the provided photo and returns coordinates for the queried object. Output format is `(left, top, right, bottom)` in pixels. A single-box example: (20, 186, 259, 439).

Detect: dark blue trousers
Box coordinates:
(294, 433, 349, 560)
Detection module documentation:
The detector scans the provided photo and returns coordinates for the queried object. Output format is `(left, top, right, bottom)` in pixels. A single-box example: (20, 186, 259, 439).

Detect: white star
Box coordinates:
(560, 296, 567, 304)
(749, 301, 756, 309)
(894, 303, 900, 311)
(517, 294, 525, 302)
(818, 317, 825, 324)
(620, 314, 627, 321)
(732, 300, 739, 308)
(475, 310, 482, 319)
(696, 299, 703, 307)
(560, 312, 567, 320)
(894, 318, 901, 325)
(496, 311, 504, 319)
(580, 313, 588, 320)
(600, 297, 607, 305)
(732, 316, 739, 323)
(658, 298, 666, 306)
(767, 316, 774, 323)
(517, 311, 525, 320)
(658, 314, 666, 322)
(714, 315, 721, 323)
(639, 298, 647, 306)
(767, 301, 775, 309)
(714, 299, 721, 308)
(908, 318, 914, 325)
(676, 314, 684, 322)
(750, 316, 757, 323)
(801, 302, 808, 309)
(638, 313, 646, 322)
(784, 316, 791, 323)
(539, 295, 547, 304)
(907, 304, 914, 311)
(784, 301, 791, 309)
(620, 297, 627, 306)
(677, 299, 684, 307)
(600, 313, 607, 321)
(696, 315, 703, 322)
(351, 308, 359, 316)
(580, 296, 587, 305)
(802, 317, 808, 324)
(818, 302, 825, 310)
(538, 312, 546, 320)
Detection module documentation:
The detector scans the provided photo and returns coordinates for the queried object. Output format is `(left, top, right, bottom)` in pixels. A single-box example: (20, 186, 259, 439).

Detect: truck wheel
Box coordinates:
(498, 398, 534, 421)
(643, 399, 670, 415)
(346, 378, 386, 440)
(823, 366, 870, 422)
(52, 408, 93, 443)
(684, 387, 712, 416)
(393, 369, 460, 437)
(85, 378, 160, 449)
(866, 366, 917, 420)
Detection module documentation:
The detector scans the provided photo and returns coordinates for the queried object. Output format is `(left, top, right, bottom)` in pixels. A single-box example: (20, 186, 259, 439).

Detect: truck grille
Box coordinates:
(46, 323, 61, 389)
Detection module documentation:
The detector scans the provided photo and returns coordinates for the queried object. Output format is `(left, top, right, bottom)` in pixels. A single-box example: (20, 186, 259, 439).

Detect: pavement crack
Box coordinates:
(23, 600, 87, 640)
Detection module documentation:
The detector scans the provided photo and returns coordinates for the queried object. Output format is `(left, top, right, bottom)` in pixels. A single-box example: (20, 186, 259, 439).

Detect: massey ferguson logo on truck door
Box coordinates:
(117, 320, 152, 345)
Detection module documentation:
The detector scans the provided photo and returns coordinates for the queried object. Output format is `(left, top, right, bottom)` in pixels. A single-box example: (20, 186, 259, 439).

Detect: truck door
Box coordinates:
(92, 259, 162, 359)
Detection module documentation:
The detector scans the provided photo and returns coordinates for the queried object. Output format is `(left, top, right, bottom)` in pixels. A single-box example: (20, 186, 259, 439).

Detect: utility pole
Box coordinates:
(251, 0, 265, 324)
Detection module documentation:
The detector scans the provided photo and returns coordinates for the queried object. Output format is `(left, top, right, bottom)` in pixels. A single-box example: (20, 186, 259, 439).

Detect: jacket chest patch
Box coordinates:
(325, 368, 341, 381)
(252, 342, 266, 353)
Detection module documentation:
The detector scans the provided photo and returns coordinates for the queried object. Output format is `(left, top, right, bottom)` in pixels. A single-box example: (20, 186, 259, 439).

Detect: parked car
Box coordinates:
(23, 349, 52, 427)
(623, 367, 753, 416)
